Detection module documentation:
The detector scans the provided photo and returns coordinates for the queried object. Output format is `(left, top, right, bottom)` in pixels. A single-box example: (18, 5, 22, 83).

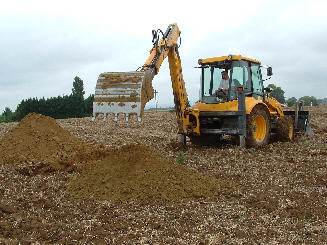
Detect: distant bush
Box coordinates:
(0, 112, 17, 123)
(299, 96, 318, 106)
(15, 95, 87, 121)
(0, 107, 15, 122)
(286, 97, 297, 107)
(317, 98, 327, 105)
(0, 116, 10, 123)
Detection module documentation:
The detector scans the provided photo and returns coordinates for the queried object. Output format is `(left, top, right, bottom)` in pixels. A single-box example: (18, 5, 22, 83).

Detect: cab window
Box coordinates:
(230, 60, 250, 100)
(250, 63, 263, 95)
(202, 67, 221, 96)
(200, 66, 227, 103)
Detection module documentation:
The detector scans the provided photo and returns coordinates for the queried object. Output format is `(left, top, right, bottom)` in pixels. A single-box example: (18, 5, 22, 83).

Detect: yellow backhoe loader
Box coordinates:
(92, 23, 312, 147)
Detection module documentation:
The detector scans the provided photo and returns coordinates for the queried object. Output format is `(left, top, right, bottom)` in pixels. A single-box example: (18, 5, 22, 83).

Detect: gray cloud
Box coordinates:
(1, 1, 327, 113)
(0, 14, 151, 111)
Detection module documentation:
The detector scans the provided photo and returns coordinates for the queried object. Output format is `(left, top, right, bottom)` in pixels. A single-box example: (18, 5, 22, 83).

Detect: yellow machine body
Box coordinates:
(93, 23, 310, 146)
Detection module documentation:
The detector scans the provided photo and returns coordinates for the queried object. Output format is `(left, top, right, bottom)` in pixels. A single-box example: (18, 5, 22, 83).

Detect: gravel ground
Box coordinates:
(0, 106, 326, 244)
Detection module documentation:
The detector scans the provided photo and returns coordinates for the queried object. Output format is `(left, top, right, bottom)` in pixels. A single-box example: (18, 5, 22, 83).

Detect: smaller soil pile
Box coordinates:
(0, 113, 106, 173)
(67, 144, 234, 203)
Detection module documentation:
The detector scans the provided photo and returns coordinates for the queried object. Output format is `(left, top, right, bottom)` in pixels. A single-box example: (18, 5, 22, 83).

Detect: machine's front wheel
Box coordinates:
(276, 116, 294, 141)
(246, 105, 271, 147)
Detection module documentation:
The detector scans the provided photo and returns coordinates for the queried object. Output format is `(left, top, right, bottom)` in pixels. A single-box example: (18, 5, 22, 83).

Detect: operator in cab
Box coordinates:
(215, 70, 229, 95)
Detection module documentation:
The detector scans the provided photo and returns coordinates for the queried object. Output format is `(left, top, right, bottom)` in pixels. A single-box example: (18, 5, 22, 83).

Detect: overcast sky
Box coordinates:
(1, 0, 326, 112)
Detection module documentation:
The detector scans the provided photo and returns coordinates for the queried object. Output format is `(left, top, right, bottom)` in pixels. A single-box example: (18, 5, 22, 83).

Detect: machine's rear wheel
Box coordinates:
(246, 105, 271, 147)
(276, 116, 294, 141)
(189, 135, 219, 146)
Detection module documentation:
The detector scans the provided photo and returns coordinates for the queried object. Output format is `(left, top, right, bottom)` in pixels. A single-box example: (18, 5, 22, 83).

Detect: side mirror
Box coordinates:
(264, 87, 272, 93)
(267, 67, 273, 76)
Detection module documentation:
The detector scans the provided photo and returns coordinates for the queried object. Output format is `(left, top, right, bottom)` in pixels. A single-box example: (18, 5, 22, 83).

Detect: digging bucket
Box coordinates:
(92, 69, 155, 122)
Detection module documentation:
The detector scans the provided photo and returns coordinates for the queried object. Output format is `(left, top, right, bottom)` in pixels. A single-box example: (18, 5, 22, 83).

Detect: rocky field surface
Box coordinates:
(0, 106, 326, 244)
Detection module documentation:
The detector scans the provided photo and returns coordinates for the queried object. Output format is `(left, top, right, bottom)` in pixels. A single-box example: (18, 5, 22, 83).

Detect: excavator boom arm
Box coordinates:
(141, 23, 189, 133)
(168, 46, 189, 133)
(142, 24, 181, 73)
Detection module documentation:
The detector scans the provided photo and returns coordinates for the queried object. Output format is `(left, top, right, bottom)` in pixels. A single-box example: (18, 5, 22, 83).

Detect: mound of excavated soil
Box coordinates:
(67, 144, 234, 203)
(0, 113, 106, 173)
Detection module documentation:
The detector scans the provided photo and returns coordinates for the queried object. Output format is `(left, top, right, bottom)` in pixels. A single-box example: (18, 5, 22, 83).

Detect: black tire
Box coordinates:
(189, 134, 219, 146)
(276, 116, 294, 141)
(246, 105, 271, 147)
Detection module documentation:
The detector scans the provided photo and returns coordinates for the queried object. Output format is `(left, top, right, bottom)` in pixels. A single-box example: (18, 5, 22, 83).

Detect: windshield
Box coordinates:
(199, 67, 230, 103)
(199, 60, 261, 103)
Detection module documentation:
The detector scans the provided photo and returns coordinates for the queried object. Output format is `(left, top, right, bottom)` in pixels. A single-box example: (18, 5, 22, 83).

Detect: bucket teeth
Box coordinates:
(92, 70, 154, 122)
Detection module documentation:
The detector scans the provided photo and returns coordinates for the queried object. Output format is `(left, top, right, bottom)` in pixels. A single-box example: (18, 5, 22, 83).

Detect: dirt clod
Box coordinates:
(0, 203, 15, 214)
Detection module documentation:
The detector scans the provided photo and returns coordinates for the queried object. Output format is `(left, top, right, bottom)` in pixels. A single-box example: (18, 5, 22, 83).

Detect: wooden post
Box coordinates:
(154, 90, 158, 112)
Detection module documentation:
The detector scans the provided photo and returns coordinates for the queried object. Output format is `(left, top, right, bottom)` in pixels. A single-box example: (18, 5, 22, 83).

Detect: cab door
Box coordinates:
(230, 60, 251, 100)
(250, 62, 264, 97)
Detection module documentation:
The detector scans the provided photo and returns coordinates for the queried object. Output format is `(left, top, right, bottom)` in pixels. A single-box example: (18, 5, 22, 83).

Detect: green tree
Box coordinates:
(286, 97, 297, 107)
(267, 84, 276, 90)
(72, 76, 85, 99)
(2, 107, 12, 117)
(69, 95, 85, 118)
(299, 96, 318, 106)
(317, 98, 327, 105)
(267, 84, 285, 104)
(84, 94, 94, 116)
(14, 76, 88, 121)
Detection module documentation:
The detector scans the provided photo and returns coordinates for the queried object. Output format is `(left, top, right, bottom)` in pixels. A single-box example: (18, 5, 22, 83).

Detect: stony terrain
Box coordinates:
(0, 106, 326, 244)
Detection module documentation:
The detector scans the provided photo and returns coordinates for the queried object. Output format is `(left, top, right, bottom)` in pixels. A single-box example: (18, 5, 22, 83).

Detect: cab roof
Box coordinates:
(199, 55, 261, 65)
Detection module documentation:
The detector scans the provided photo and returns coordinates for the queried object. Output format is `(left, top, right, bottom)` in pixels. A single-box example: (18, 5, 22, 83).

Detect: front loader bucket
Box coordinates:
(284, 110, 314, 136)
(92, 69, 155, 122)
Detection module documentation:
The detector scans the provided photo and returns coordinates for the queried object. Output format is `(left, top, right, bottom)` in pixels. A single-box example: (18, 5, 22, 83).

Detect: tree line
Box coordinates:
(0, 76, 94, 122)
(1, 80, 326, 123)
(266, 84, 325, 107)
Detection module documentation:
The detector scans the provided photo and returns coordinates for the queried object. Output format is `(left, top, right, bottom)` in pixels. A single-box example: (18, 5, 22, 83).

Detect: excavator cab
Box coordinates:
(198, 56, 265, 104)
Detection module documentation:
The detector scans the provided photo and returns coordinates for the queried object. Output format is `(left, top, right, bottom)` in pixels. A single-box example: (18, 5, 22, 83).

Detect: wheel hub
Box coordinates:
(253, 115, 266, 142)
